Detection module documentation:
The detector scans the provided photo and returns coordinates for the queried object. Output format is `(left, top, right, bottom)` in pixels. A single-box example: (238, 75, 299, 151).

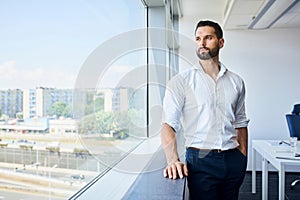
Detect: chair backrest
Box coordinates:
(286, 104, 300, 140)
(292, 104, 300, 115)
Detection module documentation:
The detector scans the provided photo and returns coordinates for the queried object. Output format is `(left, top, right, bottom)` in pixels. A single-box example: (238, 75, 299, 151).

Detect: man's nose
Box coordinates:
(199, 39, 206, 47)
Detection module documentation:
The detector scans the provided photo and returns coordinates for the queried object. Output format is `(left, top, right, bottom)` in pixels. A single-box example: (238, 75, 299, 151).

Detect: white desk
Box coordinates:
(252, 140, 300, 200)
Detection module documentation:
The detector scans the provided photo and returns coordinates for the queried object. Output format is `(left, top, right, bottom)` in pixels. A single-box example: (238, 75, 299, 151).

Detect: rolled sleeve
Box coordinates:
(161, 75, 185, 133)
(233, 80, 250, 128)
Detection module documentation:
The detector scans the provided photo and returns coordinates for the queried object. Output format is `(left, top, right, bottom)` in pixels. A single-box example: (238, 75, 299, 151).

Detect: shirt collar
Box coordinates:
(219, 62, 227, 77)
(194, 61, 228, 77)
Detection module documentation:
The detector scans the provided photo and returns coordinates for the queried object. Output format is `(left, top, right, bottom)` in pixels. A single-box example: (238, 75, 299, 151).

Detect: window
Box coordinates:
(0, 0, 145, 199)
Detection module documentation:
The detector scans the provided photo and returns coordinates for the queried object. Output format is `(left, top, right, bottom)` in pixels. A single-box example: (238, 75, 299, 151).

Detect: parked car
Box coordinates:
(71, 174, 85, 180)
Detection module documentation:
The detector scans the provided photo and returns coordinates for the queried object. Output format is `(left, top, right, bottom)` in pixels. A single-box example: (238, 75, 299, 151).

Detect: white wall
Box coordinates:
(222, 28, 300, 141)
(179, 18, 300, 169)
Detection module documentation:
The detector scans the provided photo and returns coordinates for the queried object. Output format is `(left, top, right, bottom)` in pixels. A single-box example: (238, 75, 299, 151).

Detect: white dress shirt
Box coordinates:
(162, 62, 249, 150)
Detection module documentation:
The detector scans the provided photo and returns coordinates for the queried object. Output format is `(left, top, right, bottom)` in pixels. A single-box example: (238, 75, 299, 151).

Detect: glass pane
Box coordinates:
(0, 0, 145, 199)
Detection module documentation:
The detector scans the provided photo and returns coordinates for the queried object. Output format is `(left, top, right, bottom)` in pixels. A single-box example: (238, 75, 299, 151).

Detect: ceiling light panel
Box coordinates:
(251, 0, 296, 29)
(271, 0, 300, 28)
(223, 0, 267, 29)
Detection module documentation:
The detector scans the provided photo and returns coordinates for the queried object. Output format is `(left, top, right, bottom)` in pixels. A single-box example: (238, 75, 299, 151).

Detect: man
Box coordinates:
(161, 20, 249, 200)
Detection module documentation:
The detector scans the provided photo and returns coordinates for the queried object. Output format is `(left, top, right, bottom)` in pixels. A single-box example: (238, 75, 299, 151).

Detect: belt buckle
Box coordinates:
(216, 149, 222, 153)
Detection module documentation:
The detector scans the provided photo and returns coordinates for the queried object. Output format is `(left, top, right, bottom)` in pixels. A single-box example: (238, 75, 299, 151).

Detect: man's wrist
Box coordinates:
(167, 158, 180, 165)
(237, 146, 247, 156)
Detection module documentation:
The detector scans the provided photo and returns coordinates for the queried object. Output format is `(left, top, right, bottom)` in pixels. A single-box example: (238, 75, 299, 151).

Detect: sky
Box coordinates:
(0, 0, 145, 90)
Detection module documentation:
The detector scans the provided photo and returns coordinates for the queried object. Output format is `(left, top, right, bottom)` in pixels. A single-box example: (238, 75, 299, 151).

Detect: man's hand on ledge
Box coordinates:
(163, 161, 188, 180)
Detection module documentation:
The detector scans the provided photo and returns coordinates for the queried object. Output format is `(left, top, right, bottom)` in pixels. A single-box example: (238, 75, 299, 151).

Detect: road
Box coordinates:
(0, 133, 142, 199)
(0, 190, 63, 200)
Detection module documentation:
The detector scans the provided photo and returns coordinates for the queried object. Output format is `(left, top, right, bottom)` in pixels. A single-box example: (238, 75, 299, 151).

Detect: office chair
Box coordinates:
(286, 104, 300, 189)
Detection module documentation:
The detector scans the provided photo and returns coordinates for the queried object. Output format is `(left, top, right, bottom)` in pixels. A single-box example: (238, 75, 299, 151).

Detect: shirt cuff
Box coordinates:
(161, 120, 181, 133)
(233, 119, 250, 129)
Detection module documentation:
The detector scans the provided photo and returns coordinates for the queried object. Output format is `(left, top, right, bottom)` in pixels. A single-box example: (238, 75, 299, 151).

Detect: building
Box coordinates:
(0, 89, 23, 118)
(49, 118, 77, 134)
(101, 87, 133, 112)
(0, 117, 77, 134)
(0, 117, 48, 133)
(23, 87, 73, 119)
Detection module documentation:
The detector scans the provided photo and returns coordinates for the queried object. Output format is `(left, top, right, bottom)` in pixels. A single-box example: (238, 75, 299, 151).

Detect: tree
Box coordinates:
(16, 112, 23, 120)
(62, 104, 73, 118)
(77, 114, 97, 134)
(51, 101, 72, 118)
(84, 94, 104, 115)
(77, 109, 144, 140)
(94, 97, 104, 112)
(95, 111, 115, 134)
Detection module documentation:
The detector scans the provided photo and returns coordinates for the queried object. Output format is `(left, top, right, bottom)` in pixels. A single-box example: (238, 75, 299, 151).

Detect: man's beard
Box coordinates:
(196, 46, 219, 60)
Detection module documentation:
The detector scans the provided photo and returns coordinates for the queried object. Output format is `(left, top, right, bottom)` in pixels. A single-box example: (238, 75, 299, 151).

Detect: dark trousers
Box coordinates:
(186, 148, 247, 200)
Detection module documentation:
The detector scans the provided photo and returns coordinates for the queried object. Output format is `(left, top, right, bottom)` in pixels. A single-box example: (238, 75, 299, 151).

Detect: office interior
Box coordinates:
(178, 0, 300, 171)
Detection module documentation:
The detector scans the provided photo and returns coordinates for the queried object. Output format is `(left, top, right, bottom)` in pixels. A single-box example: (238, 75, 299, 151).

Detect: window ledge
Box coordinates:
(123, 146, 186, 200)
(69, 135, 186, 200)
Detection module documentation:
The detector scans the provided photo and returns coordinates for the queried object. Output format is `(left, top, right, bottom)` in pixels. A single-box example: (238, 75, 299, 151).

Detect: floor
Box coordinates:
(239, 171, 300, 200)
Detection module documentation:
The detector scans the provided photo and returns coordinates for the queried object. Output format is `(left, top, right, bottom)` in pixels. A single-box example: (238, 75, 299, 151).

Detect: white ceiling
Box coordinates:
(181, 0, 300, 30)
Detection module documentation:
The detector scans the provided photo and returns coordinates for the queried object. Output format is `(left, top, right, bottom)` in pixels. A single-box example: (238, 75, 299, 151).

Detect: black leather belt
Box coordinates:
(187, 147, 236, 153)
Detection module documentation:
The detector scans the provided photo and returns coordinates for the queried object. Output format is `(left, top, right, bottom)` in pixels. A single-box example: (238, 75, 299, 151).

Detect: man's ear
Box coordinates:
(219, 38, 224, 49)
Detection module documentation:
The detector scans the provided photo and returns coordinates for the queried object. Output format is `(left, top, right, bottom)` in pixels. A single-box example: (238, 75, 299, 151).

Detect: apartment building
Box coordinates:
(0, 89, 23, 118)
(101, 87, 135, 112)
(23, 87, 73, 119)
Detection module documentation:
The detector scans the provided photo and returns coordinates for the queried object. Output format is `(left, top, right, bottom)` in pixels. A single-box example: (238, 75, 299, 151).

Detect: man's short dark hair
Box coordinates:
(195, 20, 223, 39)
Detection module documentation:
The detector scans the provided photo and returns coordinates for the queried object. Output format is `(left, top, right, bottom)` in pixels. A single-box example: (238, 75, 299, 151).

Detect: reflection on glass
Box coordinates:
(77, 49, 147, 173)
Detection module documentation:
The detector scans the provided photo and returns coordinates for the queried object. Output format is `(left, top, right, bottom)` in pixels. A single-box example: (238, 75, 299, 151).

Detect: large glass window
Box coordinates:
(0, 1, 145, 199)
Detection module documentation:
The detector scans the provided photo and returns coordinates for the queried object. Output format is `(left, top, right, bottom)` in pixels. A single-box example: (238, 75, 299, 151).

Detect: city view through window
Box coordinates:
(0, 1, 146, 199)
